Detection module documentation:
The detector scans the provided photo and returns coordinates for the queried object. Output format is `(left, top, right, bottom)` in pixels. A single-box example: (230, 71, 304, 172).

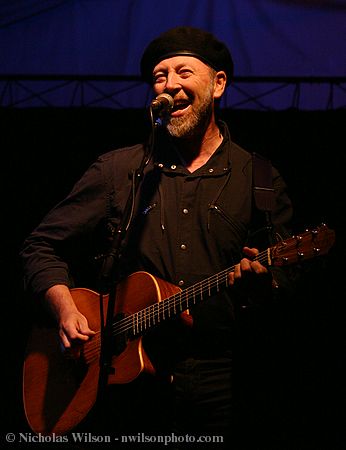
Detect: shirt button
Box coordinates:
(180, 244, 187, 250)
(178, 280, 185, 286)
(182, 208, 189, 214)
(171, 164, 176, 170)
(208, 168, 214, 173)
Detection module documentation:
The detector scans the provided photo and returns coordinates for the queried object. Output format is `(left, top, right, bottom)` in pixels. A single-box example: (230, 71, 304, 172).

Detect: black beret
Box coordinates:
(140, 26, 234, 86)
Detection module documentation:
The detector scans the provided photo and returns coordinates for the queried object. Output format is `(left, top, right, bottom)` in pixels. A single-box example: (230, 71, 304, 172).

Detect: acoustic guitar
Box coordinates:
(22, 223, 335, 435)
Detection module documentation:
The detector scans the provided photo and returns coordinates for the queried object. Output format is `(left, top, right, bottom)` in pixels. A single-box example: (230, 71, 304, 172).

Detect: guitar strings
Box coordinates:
(81, 249, 271, 360)
(108, 250, 271, 336)
(72, 229, 331, 362)
(116, 231, 318, 337)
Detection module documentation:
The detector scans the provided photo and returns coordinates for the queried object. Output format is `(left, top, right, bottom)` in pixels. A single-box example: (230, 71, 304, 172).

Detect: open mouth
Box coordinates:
(171, 99, 191, 115)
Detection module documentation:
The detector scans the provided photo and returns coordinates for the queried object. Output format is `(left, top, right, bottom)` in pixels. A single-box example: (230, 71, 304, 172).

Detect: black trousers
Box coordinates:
(171, 356, 232, 447)
(70, 356, 232, 449)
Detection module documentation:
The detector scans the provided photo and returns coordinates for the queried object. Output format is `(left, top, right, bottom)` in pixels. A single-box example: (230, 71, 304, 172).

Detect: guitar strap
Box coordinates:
(252, 152, 276, 244)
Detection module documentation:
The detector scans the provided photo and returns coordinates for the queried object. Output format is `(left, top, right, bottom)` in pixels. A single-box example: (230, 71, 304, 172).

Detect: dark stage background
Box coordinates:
(2, 107, 345, 448)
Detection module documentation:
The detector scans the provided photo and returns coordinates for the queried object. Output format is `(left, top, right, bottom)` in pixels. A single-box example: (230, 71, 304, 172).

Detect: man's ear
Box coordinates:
(214, 71, 227, 99)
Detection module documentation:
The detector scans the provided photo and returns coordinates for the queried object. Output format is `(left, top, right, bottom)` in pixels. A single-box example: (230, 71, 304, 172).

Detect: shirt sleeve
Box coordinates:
(20, 156, 111, 296)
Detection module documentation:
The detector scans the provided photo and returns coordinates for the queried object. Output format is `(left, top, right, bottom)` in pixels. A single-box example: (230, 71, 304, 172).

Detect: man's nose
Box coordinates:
(165, 72, 181, 91)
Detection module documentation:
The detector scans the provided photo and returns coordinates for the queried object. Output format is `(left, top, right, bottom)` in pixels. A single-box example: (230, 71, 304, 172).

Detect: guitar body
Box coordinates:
(22, 223, 336, 435)
(22, 271, 181, 435)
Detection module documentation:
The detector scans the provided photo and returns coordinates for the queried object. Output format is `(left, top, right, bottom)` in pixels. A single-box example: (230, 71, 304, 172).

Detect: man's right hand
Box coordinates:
(44, 284, 96, 349)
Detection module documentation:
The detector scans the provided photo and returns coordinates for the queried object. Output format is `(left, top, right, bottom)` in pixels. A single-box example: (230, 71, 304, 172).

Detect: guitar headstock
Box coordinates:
(271, 223, 335, 267)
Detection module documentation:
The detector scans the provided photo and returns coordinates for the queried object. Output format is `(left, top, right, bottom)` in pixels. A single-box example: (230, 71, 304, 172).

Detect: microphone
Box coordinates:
(150, 93, 174, 115)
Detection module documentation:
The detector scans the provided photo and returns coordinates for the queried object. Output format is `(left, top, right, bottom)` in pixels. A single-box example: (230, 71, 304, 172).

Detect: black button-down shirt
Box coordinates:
(21, 121, 293, 358)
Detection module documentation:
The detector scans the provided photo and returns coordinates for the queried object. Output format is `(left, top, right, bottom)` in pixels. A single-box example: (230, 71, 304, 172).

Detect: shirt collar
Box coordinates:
(154, 121, 232, 177)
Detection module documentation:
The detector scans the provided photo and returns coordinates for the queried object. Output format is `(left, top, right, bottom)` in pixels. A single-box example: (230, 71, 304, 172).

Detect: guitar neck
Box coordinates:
(112, 223, 335, 339)
(147, 248, 270, 320)
(114, 249, 271, 338)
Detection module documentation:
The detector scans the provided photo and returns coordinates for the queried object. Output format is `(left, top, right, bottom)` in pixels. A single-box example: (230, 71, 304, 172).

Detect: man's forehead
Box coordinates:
(153, 55, 211, 73)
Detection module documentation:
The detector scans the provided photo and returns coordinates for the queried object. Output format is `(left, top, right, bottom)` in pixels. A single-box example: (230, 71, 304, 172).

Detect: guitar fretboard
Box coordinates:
(112, 250, 270, 338)
(109, 223, 334, 339)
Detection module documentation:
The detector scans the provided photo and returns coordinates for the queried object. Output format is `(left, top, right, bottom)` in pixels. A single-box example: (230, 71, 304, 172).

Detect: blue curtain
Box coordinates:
(0, 0, 345, 108)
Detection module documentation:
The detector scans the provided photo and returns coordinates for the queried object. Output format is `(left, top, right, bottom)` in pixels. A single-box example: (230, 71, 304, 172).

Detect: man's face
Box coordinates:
(152, 56, 218, 139)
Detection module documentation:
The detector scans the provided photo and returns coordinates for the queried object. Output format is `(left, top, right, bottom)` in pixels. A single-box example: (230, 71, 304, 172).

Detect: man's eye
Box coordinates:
(154, 74, 166, 83)
(179, 69, 192, 77)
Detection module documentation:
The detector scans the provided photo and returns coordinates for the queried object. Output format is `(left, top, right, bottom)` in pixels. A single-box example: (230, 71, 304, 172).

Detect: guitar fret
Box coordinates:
(152, 304, 156, 326)
(157, 302, 160, 323)
(132, 314, 135, 335)
(136, 311, 139, 334)
(150, 304, 153, 327)
(140, 309, 143, 332)
(145, 306, 149, 329)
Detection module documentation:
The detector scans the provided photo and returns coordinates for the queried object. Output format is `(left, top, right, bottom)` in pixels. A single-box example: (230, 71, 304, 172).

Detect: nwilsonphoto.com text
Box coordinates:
(5, 432, 225, 446)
